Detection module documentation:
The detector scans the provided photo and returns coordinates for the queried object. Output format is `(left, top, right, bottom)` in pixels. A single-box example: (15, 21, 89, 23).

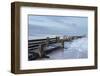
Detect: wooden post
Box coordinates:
(61, 39, 64, 48)
(56, 36, 60, 43)
(46, 37, 49, 46)
(56, 36, 57, 42)
(38, 44, 45, 57)
(63, 35, 66, 41)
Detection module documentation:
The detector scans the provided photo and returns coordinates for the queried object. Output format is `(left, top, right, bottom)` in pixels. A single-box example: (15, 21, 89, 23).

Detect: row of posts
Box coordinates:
(38, 36, 64, 57)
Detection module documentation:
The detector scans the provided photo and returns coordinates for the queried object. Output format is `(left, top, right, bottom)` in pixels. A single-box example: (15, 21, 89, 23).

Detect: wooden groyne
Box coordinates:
(28, 35, 84, 60)
(28, 37, 64, 60)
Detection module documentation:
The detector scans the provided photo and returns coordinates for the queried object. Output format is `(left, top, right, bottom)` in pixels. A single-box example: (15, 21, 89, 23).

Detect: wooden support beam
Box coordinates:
(46, 37, 49, 46)
(61, 39, 64, 48)
(38, 44, 45, 57)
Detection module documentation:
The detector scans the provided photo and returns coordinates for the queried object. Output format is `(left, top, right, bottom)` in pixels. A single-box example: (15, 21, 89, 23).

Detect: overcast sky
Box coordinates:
(28, 15, 88, 36)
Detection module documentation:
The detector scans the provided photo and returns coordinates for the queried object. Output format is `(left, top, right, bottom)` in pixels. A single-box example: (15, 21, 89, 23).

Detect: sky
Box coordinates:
(28, 15, 88, 37)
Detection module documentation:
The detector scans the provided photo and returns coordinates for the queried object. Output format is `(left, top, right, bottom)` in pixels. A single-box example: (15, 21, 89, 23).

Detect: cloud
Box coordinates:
(28, 15, 88, 36)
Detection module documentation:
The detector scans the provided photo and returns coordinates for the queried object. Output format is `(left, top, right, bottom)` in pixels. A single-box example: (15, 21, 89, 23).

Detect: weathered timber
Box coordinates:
(28, 37, 63, 60)
(28, 35, 84, 60)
